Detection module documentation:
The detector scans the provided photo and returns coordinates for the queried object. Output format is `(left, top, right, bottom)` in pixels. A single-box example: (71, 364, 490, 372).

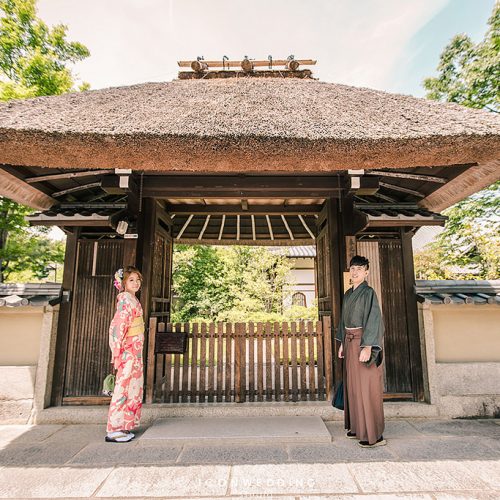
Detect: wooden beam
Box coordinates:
(237, 214, 240, 241)
(143, 175, 345, 198)
(281, 215, 294, 240)
(25, 169, 109, 184)
(347, 175, 379, 195)
(176, 238, 314, 247)
(251, 215, 256, 240)
(266, 215, 274, 240)
(52, 182, 101, 198)
(367, 218, 445, 227)
(198, 215, 211, 240)
(166, 204, 321, 215)
(366, 170, 447, 184)
(298, 214, 315, 239)
(0, 168, 55, 209)
(380, 182, 424, 198)
(342, 194, 369, 235)
(420, 161, 500, 212)
(372, 192, 398, 203)
(218, 214, 226, 240)
(176, 214, 194, 239)
(149, 189, 340, 199)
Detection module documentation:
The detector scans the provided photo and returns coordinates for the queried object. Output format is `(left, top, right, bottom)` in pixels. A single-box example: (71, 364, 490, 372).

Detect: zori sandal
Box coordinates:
(105, 431, 133, 443)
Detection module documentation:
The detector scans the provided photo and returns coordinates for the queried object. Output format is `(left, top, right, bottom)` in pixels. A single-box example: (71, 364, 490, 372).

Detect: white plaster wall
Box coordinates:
(0, 307, 43, 365)
(0, 305, 57, 423)
(420, 303, 500, 418)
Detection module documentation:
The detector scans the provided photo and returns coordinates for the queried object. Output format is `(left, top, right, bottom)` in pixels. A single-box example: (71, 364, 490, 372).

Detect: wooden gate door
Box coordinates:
(142, 204, 174, 403)
(357, 239, 423, 400)
(62, 239, 127, 403)
(147, 320, 333, 403)
(315, 199, 343, 387)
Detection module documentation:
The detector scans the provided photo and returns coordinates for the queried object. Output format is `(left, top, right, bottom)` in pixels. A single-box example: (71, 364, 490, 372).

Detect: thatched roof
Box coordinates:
(0, 78, 499, 173)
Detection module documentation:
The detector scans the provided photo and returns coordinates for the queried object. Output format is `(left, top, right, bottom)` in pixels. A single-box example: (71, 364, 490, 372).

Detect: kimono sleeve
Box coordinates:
(336, 313, 345, 344)
(109, 292, 134, 365)
(360, 288, 384, 365)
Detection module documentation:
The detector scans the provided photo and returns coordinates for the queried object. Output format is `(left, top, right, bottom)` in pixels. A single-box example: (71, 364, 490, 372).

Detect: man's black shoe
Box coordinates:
(358, 435, 387, 448)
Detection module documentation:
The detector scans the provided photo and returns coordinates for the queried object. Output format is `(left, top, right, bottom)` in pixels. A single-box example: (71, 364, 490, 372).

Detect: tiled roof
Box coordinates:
(355, 204, 447, 226)
(27, 203, 126, 226)
(269, 246, 316, 257)
(0, 283, 62, 307)
(415, 280, 500, 305)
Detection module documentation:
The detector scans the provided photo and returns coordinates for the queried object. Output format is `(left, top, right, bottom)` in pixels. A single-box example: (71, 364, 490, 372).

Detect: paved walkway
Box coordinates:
(0, 417, 498, 499)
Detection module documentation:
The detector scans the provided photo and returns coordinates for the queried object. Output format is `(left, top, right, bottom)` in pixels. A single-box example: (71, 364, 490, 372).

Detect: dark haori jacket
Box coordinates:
(335, 280, 384, 366)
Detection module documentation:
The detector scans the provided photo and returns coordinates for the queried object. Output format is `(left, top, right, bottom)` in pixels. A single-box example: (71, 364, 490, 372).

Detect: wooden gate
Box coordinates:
(146, 318, 333, 403)
(357, 239, 423, 400)
(62, 239, 127, 402)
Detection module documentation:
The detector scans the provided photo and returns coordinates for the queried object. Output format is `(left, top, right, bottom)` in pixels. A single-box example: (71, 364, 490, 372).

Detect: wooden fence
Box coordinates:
(146, 318, 333, 404)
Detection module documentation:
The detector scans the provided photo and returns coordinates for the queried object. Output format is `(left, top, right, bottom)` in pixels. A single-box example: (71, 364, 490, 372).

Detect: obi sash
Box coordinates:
(126, 316, 144, 337)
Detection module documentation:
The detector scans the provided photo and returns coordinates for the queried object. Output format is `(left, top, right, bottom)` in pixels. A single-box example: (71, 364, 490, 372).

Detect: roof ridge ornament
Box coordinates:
(177, 56, 317, 79)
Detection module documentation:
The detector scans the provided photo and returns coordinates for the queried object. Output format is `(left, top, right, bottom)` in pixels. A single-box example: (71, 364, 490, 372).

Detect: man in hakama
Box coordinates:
(336, 255, 386, 447)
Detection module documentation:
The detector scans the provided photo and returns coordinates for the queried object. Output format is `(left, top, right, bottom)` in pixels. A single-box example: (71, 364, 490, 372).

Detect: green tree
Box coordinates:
(417, 2, 500, 280)
(171, 245, 229, 322)
(171, 246, 301, 323)
(0, 0, 90, 282)
(0, 197, 65, 282)
(414, 182, 500, 280)
(423, 1, 499, 112)
(1, 228, 65, 281)
(0, 0, 90, 100)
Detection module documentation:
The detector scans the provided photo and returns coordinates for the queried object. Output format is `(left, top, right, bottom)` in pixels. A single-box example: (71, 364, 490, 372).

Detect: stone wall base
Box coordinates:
(438, 395, 500, 419)
(0, 400, 33, 424)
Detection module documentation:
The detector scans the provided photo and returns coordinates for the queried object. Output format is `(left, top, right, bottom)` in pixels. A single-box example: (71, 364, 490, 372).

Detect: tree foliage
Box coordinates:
(0, 0, 89, 282)
(0, 0, 90, 100)
(414, 182, 500, 280)
(171, 245, 316, 323)
(423, 2, 499, 112)
(417, 2, 500, 280)
(0, 197, 65, 282)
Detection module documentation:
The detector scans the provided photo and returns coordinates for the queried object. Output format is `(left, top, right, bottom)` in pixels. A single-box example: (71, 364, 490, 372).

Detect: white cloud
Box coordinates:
(37, 0, 449, 93)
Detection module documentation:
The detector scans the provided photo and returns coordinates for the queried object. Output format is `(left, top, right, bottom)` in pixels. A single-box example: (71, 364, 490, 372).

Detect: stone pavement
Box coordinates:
(0, 417, 499, 499)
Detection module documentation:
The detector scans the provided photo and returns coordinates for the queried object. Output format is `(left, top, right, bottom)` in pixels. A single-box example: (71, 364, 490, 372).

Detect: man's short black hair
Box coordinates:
(349, 255, 369, 269)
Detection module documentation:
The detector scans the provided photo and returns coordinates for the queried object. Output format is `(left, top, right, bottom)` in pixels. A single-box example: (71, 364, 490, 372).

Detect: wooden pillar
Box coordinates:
(51, 228, 79, 406)
(137, 198, 156, 316)
(137, 198, 156, 399)
(401, 229, 425, 401)
(327, 198, 344, 387)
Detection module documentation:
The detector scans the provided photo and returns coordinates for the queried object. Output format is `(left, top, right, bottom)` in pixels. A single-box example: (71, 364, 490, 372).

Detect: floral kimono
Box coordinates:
(106, 291, 144, 433)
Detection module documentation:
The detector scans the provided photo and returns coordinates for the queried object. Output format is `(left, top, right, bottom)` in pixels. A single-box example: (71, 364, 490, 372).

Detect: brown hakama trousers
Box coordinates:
(344, 328, 384, 444)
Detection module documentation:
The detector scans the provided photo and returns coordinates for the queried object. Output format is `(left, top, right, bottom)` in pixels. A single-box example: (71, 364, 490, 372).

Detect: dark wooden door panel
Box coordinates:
(63, 240, 125, 398)
(379, 241, 413, 394)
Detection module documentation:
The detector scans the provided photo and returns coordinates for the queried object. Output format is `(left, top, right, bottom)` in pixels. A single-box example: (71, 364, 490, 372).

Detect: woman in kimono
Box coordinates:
(336, 255, 386, 448)
(105, 266, 144, 443)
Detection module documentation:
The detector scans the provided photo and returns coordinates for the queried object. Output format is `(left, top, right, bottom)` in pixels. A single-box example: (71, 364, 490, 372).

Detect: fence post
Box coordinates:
(234, 323, 244, 403)
(145, 316, 157, 404)
(322, 315, 333, 401)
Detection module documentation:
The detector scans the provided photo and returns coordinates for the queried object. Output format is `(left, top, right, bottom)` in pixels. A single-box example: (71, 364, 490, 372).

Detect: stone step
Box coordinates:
(33, 401, 438, 425)
(140, 416, 332, 444)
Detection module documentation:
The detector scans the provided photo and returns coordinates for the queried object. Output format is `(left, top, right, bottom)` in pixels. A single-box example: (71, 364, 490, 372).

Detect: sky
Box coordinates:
(36, 0, 495, 98)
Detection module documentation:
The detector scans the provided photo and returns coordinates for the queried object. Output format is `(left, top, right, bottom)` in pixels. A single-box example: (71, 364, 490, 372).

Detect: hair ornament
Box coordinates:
(113, 268, 124, 290)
